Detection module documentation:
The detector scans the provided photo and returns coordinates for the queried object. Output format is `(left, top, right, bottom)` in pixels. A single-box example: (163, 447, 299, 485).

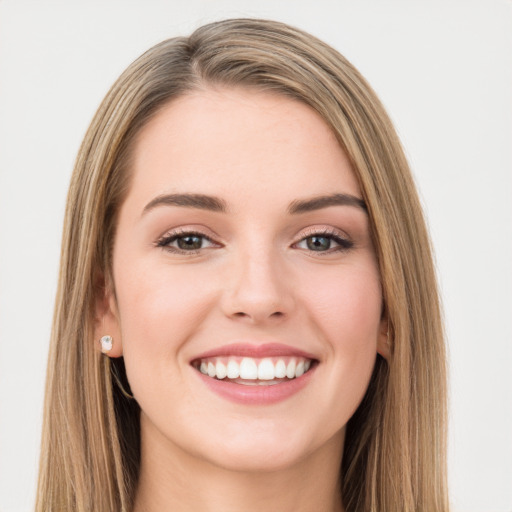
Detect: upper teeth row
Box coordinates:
(197, 357, 312, 380)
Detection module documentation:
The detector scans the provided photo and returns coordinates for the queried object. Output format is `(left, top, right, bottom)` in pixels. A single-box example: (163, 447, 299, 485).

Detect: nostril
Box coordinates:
(231, 310, 285, 320)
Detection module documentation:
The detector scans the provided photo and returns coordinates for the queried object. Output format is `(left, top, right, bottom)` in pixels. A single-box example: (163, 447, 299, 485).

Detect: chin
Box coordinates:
(202, 440, 311, 473)
(187, 421, 342, 474)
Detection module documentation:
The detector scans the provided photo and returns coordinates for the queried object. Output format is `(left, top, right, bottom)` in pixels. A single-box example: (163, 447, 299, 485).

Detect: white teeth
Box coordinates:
(275, 359, 287, 378)
(240, 358, 258, 379)
(257, 358, 275, 380)
(216, 361, 227, 379)
(286, 359, 296, 379)
(196, 356, 314, 381)
(227, 360, 240, 379)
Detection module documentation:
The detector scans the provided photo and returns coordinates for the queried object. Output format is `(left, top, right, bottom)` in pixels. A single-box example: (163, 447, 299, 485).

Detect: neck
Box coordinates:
(133, 416, 345, 512)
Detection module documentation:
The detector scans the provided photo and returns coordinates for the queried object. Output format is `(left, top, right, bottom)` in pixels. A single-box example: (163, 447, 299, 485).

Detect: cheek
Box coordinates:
(305, 263, 383, 344)
(301, 263, 382, 415)
(116, 257, 218, 332)
(113, 259, 219, 391)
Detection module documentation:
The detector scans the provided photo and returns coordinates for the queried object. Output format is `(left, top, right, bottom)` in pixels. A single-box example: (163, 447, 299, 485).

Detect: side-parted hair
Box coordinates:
(36, 18, 447, 512)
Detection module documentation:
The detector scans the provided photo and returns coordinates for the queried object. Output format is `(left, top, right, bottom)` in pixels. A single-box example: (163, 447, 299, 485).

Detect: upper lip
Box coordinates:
(190, 342, 318, 361)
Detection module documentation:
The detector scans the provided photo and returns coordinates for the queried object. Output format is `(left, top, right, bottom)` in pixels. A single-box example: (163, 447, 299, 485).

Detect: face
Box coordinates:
(100, 88, 388, 472)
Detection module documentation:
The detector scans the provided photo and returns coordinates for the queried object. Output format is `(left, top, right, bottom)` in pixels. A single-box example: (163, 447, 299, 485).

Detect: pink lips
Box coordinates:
(191, 343, 318, 405)
(191, 342, 317, 360)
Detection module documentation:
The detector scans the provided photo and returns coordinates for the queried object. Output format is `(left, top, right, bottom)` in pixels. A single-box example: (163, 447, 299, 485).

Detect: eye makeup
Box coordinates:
(292, 226, 354, 255)
(155, 225, 354, 256)
(155, 229, 221, 254)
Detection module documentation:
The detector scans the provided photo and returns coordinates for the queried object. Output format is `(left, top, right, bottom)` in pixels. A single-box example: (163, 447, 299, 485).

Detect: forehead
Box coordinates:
(126, 87, 361, 209)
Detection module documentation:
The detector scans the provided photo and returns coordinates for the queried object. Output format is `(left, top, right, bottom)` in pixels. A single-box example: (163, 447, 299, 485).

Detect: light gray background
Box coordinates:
(0, 1, 511, 511)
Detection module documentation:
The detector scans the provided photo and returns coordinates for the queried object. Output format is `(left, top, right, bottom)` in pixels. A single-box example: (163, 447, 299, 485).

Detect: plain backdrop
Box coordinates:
(0, 1, 511, 511)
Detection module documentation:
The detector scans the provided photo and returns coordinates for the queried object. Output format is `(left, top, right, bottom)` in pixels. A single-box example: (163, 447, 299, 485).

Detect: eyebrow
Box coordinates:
(287, 193, 367, 214)
(142, 193, 228, 215)
(142, 192, 367, 216)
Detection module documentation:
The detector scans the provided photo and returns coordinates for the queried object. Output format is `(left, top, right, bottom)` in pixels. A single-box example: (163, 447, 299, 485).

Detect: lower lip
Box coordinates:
(194, 366, 316, 405)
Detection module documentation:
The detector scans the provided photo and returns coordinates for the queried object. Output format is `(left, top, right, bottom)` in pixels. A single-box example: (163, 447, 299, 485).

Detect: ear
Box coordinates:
(376, 315, 391, 360)
(94, 273, 123, 358)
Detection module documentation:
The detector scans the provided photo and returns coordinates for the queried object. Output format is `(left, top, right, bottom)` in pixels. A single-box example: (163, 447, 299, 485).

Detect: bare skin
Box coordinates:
(134, 416, 344, 512)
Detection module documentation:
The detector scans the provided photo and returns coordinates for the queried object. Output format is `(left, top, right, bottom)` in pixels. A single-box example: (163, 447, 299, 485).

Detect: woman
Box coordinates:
(36, 18, 448, 512)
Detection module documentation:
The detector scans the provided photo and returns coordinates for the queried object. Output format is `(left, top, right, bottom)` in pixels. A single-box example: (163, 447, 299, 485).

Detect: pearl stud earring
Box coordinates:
(100, 335, 113, 354)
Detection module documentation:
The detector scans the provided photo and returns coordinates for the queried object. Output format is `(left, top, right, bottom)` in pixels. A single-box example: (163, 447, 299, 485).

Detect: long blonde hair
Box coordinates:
(36, 18, 448, 512)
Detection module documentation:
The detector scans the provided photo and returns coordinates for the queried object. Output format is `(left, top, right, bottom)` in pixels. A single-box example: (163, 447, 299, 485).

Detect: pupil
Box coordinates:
(178, 235, 202, 250)
(307, 236, 330, 251)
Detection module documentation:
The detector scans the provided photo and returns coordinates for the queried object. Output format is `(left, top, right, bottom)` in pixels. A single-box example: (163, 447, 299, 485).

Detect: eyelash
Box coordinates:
(156, 229, 218, 254)
(155, 228, 354, 255)
(293, 228, 354, 255)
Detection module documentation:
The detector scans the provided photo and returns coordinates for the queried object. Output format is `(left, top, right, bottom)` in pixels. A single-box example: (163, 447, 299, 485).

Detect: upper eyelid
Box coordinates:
(295, 226, 351, 242)
(156, 225, 221, 242)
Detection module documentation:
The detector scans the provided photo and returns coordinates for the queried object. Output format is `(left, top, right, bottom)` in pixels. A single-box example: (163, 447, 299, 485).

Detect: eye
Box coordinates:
(295, 231, 353, 253)
(156, 231, 218, 253)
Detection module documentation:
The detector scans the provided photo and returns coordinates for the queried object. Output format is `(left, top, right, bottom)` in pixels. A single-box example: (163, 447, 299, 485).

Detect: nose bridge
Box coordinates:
(222, 240, 292, 322)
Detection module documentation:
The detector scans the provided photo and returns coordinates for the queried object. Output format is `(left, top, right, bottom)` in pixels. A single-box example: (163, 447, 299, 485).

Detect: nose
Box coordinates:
(221, 247, 294, 324)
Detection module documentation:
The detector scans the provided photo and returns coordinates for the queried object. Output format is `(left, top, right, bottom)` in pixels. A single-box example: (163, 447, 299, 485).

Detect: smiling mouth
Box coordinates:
(192, 356, 316, 386)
